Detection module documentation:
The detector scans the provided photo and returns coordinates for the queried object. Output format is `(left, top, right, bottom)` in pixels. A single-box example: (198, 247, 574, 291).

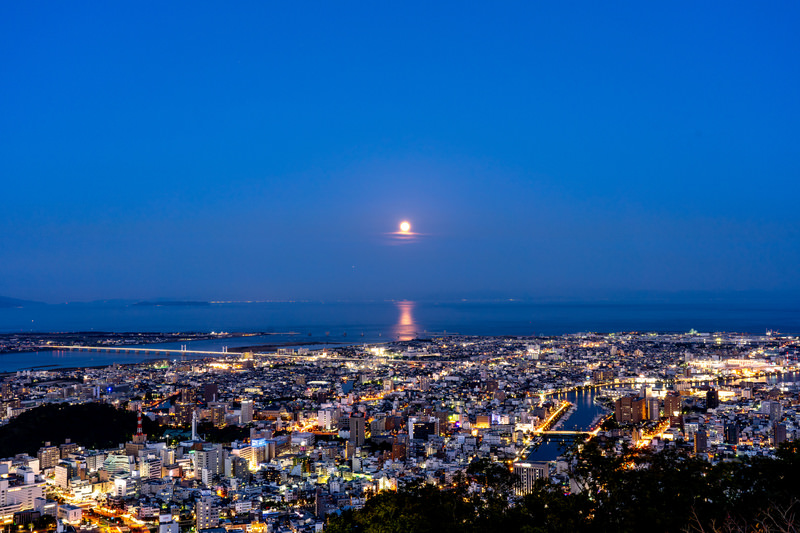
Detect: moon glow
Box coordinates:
(399, 221, 411, 233)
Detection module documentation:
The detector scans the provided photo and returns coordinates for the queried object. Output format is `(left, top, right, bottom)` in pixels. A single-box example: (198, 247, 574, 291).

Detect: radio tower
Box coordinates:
(132, 409, 147, 444)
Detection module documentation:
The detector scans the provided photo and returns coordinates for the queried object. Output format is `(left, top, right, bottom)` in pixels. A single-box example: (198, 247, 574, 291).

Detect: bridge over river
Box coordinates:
(526, 387, 609, 462)
(41, 344, 365, 362)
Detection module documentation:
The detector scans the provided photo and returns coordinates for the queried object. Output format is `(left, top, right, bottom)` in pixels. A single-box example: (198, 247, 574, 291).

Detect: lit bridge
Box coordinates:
(44, 344, 235, 358)
(41, 345, 364, 362)
(536, 430, 593, 436)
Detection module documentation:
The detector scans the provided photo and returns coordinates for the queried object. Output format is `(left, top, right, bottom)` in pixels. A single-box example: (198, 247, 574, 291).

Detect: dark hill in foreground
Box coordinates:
(0, 402, 158, 457)
(327, 440, 800, 533)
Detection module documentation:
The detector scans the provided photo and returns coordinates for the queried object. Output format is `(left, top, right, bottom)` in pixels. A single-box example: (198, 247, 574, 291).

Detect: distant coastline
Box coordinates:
(132, 300, 211, 307)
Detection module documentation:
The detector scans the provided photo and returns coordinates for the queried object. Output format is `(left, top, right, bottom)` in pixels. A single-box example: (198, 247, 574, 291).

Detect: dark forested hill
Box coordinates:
(326, 440, 800, 533)
(0, 402, 159, 456)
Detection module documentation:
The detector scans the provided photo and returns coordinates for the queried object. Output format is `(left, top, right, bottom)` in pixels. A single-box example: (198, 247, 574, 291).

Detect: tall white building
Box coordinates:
(140, 455, 162, 480)
(113, 476, 136, 498)
(513, 462, 549, 495)
(54, 464, 70, 490)
(194, 445, 223, 485)
(195, 492, 219, 530)
(240, 400, 254, 424)
(318, 408, 339, 430)
(0, 475, 45, 522)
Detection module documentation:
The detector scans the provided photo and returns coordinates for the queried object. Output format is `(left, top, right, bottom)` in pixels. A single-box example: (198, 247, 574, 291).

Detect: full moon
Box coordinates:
(399, 221, 411, 233)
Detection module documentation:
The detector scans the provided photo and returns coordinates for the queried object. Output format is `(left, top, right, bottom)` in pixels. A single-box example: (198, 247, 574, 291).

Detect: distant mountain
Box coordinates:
(0, 296, 44, 308)
(133, 300, 211, 307)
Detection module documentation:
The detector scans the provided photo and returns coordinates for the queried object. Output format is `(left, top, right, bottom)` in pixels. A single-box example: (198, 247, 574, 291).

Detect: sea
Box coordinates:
(1, 298, 799, 372)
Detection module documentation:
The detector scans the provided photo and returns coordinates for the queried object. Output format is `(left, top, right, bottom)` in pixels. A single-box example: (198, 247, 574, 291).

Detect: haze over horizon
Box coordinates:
(2, 3, 798, 304)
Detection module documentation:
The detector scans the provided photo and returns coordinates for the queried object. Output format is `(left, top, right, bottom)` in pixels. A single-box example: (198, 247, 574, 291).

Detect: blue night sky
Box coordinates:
(1, 2, 799, 303)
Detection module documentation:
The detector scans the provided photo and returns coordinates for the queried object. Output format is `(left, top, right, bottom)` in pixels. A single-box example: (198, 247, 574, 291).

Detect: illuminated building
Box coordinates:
(210, 403, 227, 427)
(318, 408, 339, 430)
(664, 392, 682, 426)
(54, 463, 71, 489)
(140, 455, 162, 480)
(592, 369, 614, 383)
(240, 399, 254, 424)
(113, 476, 135, 498)
(36, 444, 59, 470)
(475, 415, 491, 429)
(175, 401, 195, 425)
(762, 401, 783, 422)
(59, 440, 78, 459)
(694, 430, 708, 454)
(85, 452, 105, 472)
(194, 445, 223, 485)
(646, 397, 661, 420)
(158, 513, 179, 533)
(57, 504, 82, 524)
(614, 395, 646, 424)
(103, 453, 133, 477)
(409, 417, 439, 441)
(513, 462, 549, 495)
(391, 442, 407, 461)
(195, 492, 219, 530)
(225, 456, 249, 480)
(349, 415, 365, 447)
(0, 469, 44, 522)
(180, 388, 197, 404)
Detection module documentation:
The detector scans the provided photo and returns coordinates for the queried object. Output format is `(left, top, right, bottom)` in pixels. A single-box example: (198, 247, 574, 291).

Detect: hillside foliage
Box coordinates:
(327, 440, 800, 533)
(0, 402, 159, 456)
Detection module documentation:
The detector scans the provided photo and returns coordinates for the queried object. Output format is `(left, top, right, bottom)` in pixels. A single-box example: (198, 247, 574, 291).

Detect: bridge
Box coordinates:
(42, 345, 365, 362)
(44, 344, 235, 358)
(537, 430, 592, 436)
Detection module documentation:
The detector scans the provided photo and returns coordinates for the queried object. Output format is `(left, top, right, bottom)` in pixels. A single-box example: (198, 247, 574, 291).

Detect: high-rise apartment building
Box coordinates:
(513, 462, 549, 495)
(615, 395, 646, 424)
(694, 430, 708, 454)
(349, 415, 365, 446)
(240, 399, 254, 424)
(646, 397, 661, 420)
(210, 403, 227, 427)
(664, 392, 683, 425)
(195, 492, 219, 530)
(724, 423, 739, 445)
(37, 445, 60, 470)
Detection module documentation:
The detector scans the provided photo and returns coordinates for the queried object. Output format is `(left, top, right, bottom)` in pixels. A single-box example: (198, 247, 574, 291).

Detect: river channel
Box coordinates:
(526, 372, 800, 463)
(526, 387, 609, 462)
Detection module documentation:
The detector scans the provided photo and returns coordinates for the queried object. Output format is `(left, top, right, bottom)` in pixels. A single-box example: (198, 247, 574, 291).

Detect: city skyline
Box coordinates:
(2, 3, 799, 303)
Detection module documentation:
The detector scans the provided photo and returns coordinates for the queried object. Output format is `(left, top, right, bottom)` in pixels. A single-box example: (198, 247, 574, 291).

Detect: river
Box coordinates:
(526, 387, 609, 462)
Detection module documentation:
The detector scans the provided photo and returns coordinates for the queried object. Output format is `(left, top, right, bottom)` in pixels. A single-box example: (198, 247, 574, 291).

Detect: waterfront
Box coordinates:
(3, 298, 800, 372)
(1, 326, 798, 531)
(527, 387, 609, 462)
(526, 371, 800, 463)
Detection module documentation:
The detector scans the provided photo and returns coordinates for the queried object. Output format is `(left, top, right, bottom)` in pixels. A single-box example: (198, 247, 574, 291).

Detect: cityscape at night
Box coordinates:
(2, 2, 799, 532)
